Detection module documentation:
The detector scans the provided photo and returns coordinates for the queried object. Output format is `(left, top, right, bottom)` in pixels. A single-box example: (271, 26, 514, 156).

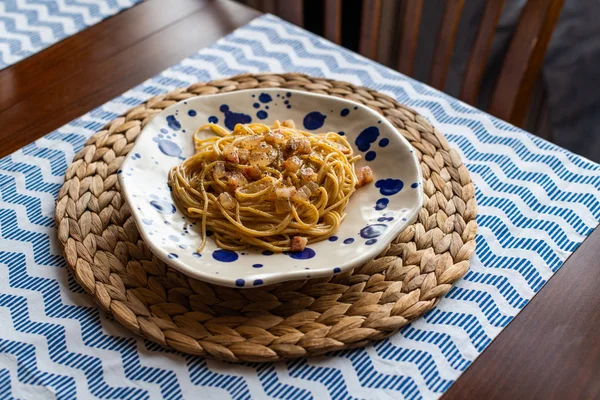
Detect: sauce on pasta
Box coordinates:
(168, 119, 373, 252)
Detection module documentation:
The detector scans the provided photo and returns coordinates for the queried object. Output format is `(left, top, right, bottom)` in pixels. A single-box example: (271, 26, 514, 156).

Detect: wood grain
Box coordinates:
(443, 225, 600, 399)
(460, 0, 506, 105)
(0, 0, 260, 158)
(0, 0, 206, 113)
(396, 0, 423, 76)
(489, 0, 566, 126)
(324, 0, 342, 45)
(358, 0, 382, 59)
(276, 0, 303, 27)
(429, 0, 465, 90)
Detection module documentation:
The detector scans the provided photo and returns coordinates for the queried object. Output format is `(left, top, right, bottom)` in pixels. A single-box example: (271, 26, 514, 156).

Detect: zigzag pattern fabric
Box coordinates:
(0, 0, 141, 69)
(1, 14, 599, 400)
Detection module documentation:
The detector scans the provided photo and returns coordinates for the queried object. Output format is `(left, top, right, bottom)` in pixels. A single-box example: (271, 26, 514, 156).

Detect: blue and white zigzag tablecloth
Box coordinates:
(0, 0, 141, 70)
(1, 14, 600, 400)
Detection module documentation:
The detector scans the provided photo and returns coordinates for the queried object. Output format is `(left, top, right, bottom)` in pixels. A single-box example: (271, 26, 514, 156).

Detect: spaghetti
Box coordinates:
(168, 119, 373, 252)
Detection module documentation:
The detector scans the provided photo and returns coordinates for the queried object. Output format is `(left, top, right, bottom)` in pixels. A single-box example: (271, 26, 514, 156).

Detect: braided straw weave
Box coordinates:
(55, 73, 477, 362)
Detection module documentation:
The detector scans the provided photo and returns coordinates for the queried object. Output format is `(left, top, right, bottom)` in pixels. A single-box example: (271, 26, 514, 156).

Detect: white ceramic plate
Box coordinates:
(119, 89, 422, 288)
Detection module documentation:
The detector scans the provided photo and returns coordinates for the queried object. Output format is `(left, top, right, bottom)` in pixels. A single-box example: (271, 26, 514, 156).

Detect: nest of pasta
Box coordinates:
(168, 120, 373, 252)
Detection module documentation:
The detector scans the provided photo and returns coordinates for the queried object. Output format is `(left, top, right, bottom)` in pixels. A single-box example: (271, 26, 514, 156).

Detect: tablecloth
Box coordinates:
(1, 14, 599, 400)
(0, 0, 141, 70)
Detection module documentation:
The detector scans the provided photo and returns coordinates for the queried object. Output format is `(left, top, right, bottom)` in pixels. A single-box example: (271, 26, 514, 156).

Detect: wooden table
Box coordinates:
(1, 0, 597, 398)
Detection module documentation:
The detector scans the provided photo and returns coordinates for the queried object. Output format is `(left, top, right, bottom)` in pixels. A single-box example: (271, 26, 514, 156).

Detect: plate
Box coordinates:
(118, 89, 423, 288)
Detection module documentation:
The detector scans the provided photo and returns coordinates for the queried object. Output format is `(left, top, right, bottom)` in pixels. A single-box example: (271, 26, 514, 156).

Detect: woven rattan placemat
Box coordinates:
(55, 73, 477, 362)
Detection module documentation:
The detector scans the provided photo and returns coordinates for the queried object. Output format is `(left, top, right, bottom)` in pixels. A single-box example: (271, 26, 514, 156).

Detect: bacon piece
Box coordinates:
(223, 145, 239, 164)
(242, 164, 261, 181)
(285, 137, 311, 156)
(356, 166, 374, 187)
(264, 131, 286, 145)
(282, 156, 303, 173)
(248, 149, 276, 166)
(275, 186, 297, 199)
(290, 236, 308, 252)
(234, 135, 262, 149)
(299, 166, 318, 182)
(212, 161, 226, 179)
(227, 172, 248, 190)
(218, 192, 236, 210)
(292, 182, 319, 203)
(238, 148, 249, 164)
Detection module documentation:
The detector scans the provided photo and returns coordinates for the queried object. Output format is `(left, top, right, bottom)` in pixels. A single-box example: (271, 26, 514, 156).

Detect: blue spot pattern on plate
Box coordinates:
(365, 151, 376, 161)
(379, 138, 389, 147)
(288, 248, 315, 260)
(168, 253, 178, 259)
(188, 110, 197, 117)
(213, 249, 238, 262)
(192, 252, 202, 258)
(343, 238, 354, 244)
(333, 267, 341, 273)
(375, 178, 404, 195)
(150, 200, 176, 214)
(168, 235, 179, 242)
(360, 224, 387, 239)
(328, 236, 338, 242)
(166, 115, 181, 130)
(355, 126, 379, 151)
(208, 116, 218, 123)
(142, 218, 153, 225)
(366, 239, 377, 245)
(157, 139, 182, 157)
(257, 110, 268, 120)
(258, 93, 272, 103)
(253, 103, 260, 108)
(411, 182, 419, 188)
(219, 104, 251, 130)
(252, 264, 263, 268)
(375, 198, 389, 210)
(235, 279, 245, 287)
(254, 279, 263, 286)
(262, 250, 274, 256)
(340, 108, 349, 117)
(303, 111, 326, 130)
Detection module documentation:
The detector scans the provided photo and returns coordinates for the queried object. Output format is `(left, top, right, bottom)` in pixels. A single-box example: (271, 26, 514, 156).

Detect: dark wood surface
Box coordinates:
(0, 0, 259, 158)
(1, 0, 598, 398)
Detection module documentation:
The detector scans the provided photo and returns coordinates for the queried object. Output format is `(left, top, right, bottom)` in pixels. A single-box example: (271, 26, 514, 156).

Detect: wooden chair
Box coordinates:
(239, 0, 565, 128)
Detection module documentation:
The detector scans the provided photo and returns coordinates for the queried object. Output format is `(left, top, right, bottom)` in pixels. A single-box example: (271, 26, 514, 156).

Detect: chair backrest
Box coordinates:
(246, 0, 565, 127)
